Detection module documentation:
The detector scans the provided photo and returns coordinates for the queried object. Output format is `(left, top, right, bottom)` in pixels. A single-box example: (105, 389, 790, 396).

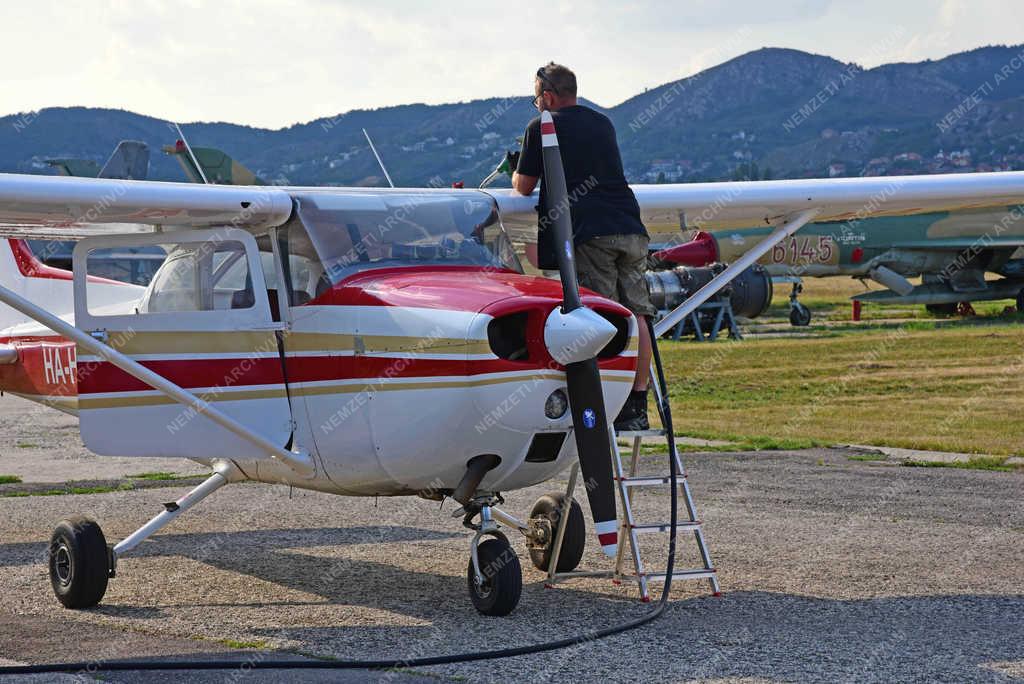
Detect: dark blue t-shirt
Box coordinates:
(517, 104, 647, 269)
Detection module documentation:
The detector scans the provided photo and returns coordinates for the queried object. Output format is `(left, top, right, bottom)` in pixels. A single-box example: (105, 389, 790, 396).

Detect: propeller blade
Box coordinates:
(538, 110, 619, 557)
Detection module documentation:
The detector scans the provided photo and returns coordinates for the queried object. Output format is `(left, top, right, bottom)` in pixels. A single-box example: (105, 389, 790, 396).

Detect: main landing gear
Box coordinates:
(457, 491, 586, 616)
(49, 516, 111, 609)
(47, 462, 237, 609)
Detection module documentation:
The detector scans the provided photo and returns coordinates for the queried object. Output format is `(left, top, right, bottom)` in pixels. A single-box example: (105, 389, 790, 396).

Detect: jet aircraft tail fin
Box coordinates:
(45, 140, 150, 180)
(97, 140, 150, 180)
(162, 141, 265, 185)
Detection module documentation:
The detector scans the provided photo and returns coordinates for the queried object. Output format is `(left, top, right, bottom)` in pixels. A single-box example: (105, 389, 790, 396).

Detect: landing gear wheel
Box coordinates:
(467, 537, 522, 616)
(527, 493, 586, 573)
(1016, 289, 1024, 314)
(49, 516, 110, 609)
(789, 302, 811, 327)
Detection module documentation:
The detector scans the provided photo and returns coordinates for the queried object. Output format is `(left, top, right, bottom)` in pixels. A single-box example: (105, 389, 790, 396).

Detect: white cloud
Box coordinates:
(1, 0, 1021, 128)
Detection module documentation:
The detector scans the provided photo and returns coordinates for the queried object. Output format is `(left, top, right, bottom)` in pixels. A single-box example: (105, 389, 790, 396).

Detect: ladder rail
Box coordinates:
(547, 318, 720, 598)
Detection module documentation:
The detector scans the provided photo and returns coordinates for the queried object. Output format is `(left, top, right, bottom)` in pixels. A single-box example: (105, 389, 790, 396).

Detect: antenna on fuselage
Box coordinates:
(362, 128, 395, 188)
(173, 122, 210, 185)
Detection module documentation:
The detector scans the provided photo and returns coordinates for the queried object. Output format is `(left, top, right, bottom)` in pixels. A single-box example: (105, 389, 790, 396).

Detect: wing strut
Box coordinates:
(654, 208, 821, 336)
(0, 283, 315, 477)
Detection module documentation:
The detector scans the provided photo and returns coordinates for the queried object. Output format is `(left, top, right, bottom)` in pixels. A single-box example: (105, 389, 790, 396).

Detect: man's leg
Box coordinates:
(614, 234, 659, 431)
(634, 314, 651, 391)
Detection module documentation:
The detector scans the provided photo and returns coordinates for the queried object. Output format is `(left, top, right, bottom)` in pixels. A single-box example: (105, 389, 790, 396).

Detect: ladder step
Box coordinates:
(643, 568, 717, 582)
(630, 521, 701, 534)
(617, 475, 686, 487)
(615, 429, 667, 438)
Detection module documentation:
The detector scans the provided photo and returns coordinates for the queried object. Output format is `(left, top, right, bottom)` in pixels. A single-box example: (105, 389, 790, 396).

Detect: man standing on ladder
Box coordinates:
(511, 62, 656, 431)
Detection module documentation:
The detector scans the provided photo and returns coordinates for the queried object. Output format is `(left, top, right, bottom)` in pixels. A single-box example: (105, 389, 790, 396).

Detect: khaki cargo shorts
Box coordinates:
(575, 234, 656, 317)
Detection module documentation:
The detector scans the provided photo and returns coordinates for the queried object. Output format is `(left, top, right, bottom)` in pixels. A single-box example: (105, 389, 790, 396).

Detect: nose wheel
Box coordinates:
(467, 535, 522, 616)
(461, 498, 523, 616)
(788, 282, 811, 326)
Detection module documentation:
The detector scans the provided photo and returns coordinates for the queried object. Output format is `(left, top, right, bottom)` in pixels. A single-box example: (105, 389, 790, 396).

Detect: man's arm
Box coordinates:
(514, 117, 543, 196)
(512, 171, 538, 196)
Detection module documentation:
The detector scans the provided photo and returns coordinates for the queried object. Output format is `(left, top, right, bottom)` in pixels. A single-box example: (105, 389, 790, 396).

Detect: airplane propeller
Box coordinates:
(538, 110, 621, 557)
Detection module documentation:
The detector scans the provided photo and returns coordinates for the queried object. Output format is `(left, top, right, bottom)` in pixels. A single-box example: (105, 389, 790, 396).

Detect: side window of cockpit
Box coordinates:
(87, 241, 256, 315)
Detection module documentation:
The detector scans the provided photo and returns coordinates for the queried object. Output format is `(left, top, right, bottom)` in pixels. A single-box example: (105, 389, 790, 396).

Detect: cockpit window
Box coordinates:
(93, 240, 255, 315)
(292, 190, 522, 286)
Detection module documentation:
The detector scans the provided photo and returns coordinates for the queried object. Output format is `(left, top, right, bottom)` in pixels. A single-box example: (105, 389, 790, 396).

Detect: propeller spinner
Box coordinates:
(538, 110, 621, 556)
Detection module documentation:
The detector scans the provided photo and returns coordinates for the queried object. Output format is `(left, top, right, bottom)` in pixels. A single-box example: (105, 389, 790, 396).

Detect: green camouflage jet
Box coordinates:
(655, 202, 1024, 320)
(161, 140, 265, 185)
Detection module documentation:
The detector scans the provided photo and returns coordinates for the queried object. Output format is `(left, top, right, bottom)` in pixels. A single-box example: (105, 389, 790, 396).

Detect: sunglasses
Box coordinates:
(532, 67, 560, 108)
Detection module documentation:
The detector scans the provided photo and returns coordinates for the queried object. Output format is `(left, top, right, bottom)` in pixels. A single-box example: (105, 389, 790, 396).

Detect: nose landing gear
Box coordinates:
(457, 491, 589, 616)
(788, 282, 812, 326)
(461, 497, 522, 616)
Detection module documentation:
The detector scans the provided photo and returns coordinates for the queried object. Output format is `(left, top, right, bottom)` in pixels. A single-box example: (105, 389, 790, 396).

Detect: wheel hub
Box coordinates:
(53, 543, 72, 586)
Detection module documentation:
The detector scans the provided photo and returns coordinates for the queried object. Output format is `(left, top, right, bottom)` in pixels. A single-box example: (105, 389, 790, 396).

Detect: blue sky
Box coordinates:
(4, 0, 1022, 128)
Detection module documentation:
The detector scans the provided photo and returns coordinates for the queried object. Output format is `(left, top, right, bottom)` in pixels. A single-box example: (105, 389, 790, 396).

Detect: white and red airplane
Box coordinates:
(1, 112, 1023, 616)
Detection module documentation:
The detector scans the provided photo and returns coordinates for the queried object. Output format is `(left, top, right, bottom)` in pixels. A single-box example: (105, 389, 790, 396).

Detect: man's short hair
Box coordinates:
(538, 62, 577, 97)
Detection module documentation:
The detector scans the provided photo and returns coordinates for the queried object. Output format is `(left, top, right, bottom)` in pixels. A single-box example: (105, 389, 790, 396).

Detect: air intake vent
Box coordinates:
(525, 432, 566, 463)
(596, 312, 630, 358)
(488, 312, 530, 361)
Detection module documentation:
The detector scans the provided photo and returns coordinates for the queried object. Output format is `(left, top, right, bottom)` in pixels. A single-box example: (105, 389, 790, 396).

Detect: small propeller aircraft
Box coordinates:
(1, 111, 1023, 615)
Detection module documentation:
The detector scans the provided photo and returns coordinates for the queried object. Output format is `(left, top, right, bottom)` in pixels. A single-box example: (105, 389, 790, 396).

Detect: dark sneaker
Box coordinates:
(614, 391, 650, 433)
(615, 410, 650, 433)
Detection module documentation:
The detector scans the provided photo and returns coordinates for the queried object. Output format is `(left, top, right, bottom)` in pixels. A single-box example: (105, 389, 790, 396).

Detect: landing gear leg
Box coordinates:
(460, 497, 523, 616)
(48, 461, 239, 609)
(788, 282, 811, 327)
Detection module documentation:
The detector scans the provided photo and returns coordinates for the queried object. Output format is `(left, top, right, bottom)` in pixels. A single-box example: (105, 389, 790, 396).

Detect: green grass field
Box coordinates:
(658, 283, 1024, 456)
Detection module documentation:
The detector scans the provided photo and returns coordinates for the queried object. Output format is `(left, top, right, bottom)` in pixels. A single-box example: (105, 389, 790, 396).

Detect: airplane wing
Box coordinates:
(0, 173, 292, 232)
(489, 171, 1024, 231)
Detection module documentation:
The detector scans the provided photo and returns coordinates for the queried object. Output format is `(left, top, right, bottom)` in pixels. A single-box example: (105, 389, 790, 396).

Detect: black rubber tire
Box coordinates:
(789, 303, 812, 327)
(527, 493, 586, 573)
(1016, 289, 1024, 314)
(49, 516, 109, 609)
(926, 302, 958, 316)
(467, 537, 522, 616)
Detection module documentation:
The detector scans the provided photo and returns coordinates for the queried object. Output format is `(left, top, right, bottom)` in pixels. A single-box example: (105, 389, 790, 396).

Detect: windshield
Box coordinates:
(294, 190, 522, 285)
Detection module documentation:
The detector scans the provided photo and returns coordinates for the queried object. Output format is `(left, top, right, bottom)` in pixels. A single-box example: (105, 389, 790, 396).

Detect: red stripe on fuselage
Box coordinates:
(76, 354, 637, 395)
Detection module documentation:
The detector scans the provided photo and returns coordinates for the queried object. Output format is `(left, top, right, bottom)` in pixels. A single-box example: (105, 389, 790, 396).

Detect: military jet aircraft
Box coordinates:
(656, 199, 1024, 322)
(0, 112, 1022, 616)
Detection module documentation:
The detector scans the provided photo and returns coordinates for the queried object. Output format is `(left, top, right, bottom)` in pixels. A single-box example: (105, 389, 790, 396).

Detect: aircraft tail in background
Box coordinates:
(97, 140, 149, 180)
(162, 140, 265, 185)
(45, 140, 150, 180)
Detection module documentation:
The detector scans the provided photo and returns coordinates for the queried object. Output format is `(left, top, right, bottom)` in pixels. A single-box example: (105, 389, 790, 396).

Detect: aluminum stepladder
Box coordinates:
(545, 342, 720, 601)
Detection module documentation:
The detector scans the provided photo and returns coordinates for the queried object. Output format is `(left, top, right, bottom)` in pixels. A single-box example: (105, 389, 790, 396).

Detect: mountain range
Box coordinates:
(2, 44, 1024, 187)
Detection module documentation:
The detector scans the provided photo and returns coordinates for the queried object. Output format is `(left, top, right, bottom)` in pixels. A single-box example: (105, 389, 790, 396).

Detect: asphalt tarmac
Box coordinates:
(0, 394, 1022, 683)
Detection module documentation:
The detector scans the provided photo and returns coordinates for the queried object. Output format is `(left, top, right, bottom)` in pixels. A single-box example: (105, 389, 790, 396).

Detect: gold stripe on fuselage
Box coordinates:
(80, 331, 492, 357)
